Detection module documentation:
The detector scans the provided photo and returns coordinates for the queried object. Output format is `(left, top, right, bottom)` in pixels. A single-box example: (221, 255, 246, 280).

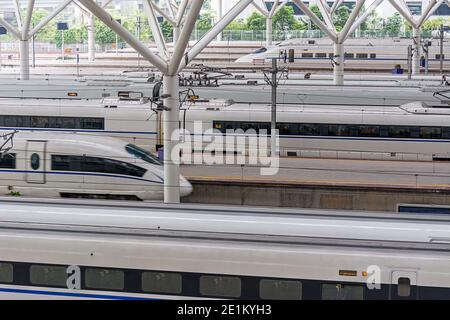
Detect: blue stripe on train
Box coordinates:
(0, 287, 156, 300)
(0, 169, 164, 184)
(0, 127, 158, 135)
(7, 126, 450, 144)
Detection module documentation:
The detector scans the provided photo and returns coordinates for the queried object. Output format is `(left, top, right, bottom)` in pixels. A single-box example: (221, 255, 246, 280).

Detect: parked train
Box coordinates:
(3, 96, 450, 161)
(183, 99, 450, 161)
(236, 38, 450, 71)
(0, 131, 192, 200)
(1, 198, 450, 300)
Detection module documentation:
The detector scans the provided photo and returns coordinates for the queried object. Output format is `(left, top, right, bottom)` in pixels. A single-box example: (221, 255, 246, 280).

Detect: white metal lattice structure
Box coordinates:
(0, 0, 74, 79)
(251, 0, 289, 46)
(292, 0, 384, 85)
(72, 0, 113, 62)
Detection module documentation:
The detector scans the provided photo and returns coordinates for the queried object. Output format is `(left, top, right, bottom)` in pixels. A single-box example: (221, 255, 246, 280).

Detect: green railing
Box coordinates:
(189, 29, 437, 42)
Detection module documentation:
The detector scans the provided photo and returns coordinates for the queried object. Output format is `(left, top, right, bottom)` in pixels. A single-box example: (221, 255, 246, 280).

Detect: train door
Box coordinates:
(25, 140, 47, 184)
(390, 271, 418, 300)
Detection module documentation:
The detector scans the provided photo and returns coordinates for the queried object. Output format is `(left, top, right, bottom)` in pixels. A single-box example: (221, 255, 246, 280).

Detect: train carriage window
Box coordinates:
(259, 279, 302, 300)
(344, 53, 354, 59)
(142, 272, 182, 294)
(0, 153, 16, 169)
(389, 126, 412, 138)
(81, 118, 104, 130)
(302, 52, 313, 58)
(398, 277, 411, 297)
(420, 127, 442, 139)
(328, 124, 349, 137)
(199, 275, 241, 298)
(277, 123, 299, 135)
(442, 128, 450, 139)
(85, 268, 124, 290)
(258, 122, 271, 133)
(0, 115, 104, 130)
(224, 121, 238, 131)
(240, 122, 259, 132)
(3, 116, 18, 127)
(30, 265, 67, 287)
(319, 124, 329, 136)
(356, 53, 368, 59)
(380, 126, 390, 137)
(436, 54, 445, 60)
(299, 124, 320, 136)
(51, 155, 83, 171)
(322, 283, 364, 300)
(359, 126, 380, 137)
(31, 116, 50, 128)
(315, 53, 327, 58)
(348, 125, 359, 137)
(370, 53, 377, 59)
(0, 263, 13, 283)
(15, 116, 30, 127)
(58, 117, 77, 129)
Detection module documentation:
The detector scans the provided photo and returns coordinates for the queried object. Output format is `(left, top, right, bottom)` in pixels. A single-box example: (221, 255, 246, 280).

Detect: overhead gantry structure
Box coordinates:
(388, 0, 446, 75)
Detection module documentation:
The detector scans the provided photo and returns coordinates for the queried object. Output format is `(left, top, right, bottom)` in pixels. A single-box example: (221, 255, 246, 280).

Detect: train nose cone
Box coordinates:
(180, 177, 193, 197)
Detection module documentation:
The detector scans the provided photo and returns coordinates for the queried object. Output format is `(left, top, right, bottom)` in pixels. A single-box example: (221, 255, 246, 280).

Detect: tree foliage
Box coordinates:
(246, 11, 266, 31)
(384, 12, 403, 35)
(273, 6, 305, 31)
(333, 6, 350, 32)
(196, 12, 215, 31)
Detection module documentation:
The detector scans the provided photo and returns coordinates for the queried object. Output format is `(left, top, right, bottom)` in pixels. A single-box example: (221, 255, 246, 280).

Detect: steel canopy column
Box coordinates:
(19, 39, 30, 80)
(88, 14, 95, 62)
(173, 27, 180, 43)
(333, 42, 344, 86)
(266, 17, 273, 46)
(217, 0, 223, 41)
(412, 27, 421, 75)
(163, 75, 180, 203)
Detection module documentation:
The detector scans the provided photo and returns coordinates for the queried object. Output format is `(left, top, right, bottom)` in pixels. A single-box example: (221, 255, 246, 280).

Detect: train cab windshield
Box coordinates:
(252, 47, 267, 54)
(126, 144, 163, 166)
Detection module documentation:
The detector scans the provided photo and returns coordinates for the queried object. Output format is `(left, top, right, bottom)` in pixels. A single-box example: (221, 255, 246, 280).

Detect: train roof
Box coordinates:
(0, 130, 132, 154)
(0, 96, 151, 108)
(186, 99, 449, 116)
(2, 197, 450, 251)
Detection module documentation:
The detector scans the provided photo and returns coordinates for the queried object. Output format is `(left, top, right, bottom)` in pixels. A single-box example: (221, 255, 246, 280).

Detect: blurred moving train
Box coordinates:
(236, 38, 450, 71)
(3, 96, 450, 161)
(1, 198, 450, 299)
(0, 131, 192, 200)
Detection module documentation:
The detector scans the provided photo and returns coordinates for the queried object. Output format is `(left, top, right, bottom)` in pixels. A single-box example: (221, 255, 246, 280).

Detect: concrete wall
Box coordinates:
(182, 180, 450, 212)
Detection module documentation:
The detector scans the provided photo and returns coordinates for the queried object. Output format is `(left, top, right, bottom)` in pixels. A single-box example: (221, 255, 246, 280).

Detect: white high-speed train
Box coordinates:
(236, 38, 450, 71)
(183, 100, 450, 161)
(0, 96, 158, 151)
(3, 97, 450, 161)
(1, 197, 450, 300)
(0, 131, 192, 200)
